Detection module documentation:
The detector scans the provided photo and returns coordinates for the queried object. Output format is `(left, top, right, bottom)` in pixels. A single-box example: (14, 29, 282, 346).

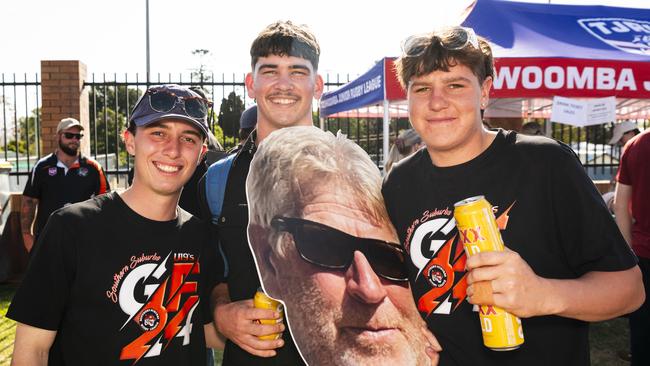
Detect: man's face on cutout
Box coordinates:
(251, 184, 430, 366)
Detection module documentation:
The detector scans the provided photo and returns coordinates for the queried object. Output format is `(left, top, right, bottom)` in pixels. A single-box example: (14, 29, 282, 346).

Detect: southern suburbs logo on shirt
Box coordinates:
(105, 251, 201, 363)
(405, 203, 515, 317)
(578, 18, 650, 56)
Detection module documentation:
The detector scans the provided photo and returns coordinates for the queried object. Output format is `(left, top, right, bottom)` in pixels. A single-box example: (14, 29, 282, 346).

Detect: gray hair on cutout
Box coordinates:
(247, 126, 393, 252)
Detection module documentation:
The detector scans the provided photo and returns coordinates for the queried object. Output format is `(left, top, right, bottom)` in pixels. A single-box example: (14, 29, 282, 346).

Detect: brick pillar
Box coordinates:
(40, 61, 89, 156)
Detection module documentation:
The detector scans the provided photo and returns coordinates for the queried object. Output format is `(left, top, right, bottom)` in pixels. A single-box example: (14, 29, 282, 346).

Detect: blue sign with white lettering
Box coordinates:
(320, 60, 385, 117)
(578, 18, 650, 56)
(463, 0, 650, 61)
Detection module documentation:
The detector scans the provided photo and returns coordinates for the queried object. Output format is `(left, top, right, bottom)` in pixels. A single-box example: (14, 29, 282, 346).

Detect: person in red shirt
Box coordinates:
(614, 129, 650, 366)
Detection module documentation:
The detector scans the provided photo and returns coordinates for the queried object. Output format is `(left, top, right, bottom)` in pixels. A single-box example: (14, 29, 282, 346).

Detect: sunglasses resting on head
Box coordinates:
(401, 26, 479, 58)
(271, 216, 409, 282)
(144, 88, 213, 119)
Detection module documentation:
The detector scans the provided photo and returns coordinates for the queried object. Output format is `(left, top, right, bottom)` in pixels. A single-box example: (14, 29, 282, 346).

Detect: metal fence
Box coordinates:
(81, 72, 352, 187)
(1, 71, 648, 190)
(83, 73, 250, 186)
(0, 73, 41, 190)
(548, 119, 649, 180)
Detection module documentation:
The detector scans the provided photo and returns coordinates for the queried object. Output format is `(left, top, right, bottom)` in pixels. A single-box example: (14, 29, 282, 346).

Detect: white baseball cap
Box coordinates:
(608, 121, 637, 145)
(57, 118, 84, 133)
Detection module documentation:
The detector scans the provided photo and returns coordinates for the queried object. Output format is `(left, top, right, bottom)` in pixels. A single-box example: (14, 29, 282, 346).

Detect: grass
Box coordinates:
(0, 284, 18, 365)
(590, 317, 630, 366)
(0, 283, 630, 366)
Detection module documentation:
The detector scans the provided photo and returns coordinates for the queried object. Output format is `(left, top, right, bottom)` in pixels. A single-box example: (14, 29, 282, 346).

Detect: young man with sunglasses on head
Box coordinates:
(198, 21, 323, 365)
(247, 125, 441, 366)
(21, 117, 110, 253)
(382, 27, 644, 365)
(8, 84, 223, 365)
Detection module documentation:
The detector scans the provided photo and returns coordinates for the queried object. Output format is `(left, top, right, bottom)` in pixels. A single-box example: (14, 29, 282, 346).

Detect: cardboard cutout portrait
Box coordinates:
(246, 126, 434, 366)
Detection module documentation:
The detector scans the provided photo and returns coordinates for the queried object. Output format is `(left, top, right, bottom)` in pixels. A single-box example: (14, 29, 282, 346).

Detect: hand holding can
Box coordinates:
(454, 196, 525, 351)
(253, 287, 285, 340)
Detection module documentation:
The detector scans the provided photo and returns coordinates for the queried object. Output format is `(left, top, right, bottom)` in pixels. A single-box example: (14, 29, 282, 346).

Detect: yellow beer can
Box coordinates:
(454, 196, 524, 351)
(253, 287, 284, 340)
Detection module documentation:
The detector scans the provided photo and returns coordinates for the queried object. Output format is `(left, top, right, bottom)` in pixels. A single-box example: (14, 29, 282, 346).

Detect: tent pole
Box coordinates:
(319, 117, 325, 130)
(383, 99, 390, 168)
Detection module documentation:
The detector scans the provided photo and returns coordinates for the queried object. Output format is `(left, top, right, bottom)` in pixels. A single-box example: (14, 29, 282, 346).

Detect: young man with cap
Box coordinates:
(8, 84, 223, 365)
(199, 20, 323, 365)
(21, 117, 110, 253)
(382, 26, 643, 365)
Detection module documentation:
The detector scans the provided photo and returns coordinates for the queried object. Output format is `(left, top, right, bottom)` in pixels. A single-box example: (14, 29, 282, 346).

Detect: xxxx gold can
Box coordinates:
(454, 196, 524, 351)
(253, 288, 284, 340)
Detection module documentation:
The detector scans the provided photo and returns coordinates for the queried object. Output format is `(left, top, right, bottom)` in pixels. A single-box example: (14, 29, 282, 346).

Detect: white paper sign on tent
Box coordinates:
(585, 97, 616, 126)
(551, 96, 616, 127)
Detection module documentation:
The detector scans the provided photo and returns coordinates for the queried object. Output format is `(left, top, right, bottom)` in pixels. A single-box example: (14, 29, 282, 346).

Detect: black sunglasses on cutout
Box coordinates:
(270, 216, 409, 282)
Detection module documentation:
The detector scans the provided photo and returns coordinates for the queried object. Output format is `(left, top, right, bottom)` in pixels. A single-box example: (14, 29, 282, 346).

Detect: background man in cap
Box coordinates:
(609, 120, 640, 147)
(604, 120, 640, 194)
(8, 84, 223, 365)
(20, 117, 110, 253)
(239, 105, 257, 144)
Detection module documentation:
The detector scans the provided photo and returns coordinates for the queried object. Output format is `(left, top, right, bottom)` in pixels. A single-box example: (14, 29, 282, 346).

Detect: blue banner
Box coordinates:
(463, 0, 650, 61)
(320, 60, 385, 117)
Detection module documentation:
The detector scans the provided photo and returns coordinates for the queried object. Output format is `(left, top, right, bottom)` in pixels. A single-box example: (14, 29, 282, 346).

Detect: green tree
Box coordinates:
(217, 92, 245, 138)
(90, 108, 128, 169)
(6, 108, 40, 156)
(190, 49, 213, 86)
(89, 85, 142, 120)
(322, 113, 404, 166)
(88, 86, 140, 167)
(551, 123, 610, 146)
(586, 124, 610, 145)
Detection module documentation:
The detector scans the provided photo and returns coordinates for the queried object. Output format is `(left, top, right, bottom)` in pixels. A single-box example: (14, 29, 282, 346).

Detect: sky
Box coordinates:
(1, 0, 649, 81)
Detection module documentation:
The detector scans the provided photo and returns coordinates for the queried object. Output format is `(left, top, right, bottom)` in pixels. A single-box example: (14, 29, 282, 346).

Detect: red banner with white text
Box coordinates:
(491, 58, 650, 99)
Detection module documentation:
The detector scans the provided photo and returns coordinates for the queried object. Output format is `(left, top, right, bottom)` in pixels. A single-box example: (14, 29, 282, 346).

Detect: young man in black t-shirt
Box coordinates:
(8, 84, 223, 365)
(382, 26, 645, 366)
(201, 21, 324, 366)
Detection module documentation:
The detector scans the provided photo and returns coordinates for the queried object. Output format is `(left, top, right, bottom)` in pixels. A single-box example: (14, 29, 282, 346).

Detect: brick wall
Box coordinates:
(40, 61, 89, 156)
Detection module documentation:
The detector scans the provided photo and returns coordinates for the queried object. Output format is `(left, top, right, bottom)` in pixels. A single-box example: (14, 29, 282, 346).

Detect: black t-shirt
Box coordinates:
(382, 130, 637, 366)
(8, 192, 220, 366)
(198, 134, 305, 366)
(23, 153, 110, 236)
